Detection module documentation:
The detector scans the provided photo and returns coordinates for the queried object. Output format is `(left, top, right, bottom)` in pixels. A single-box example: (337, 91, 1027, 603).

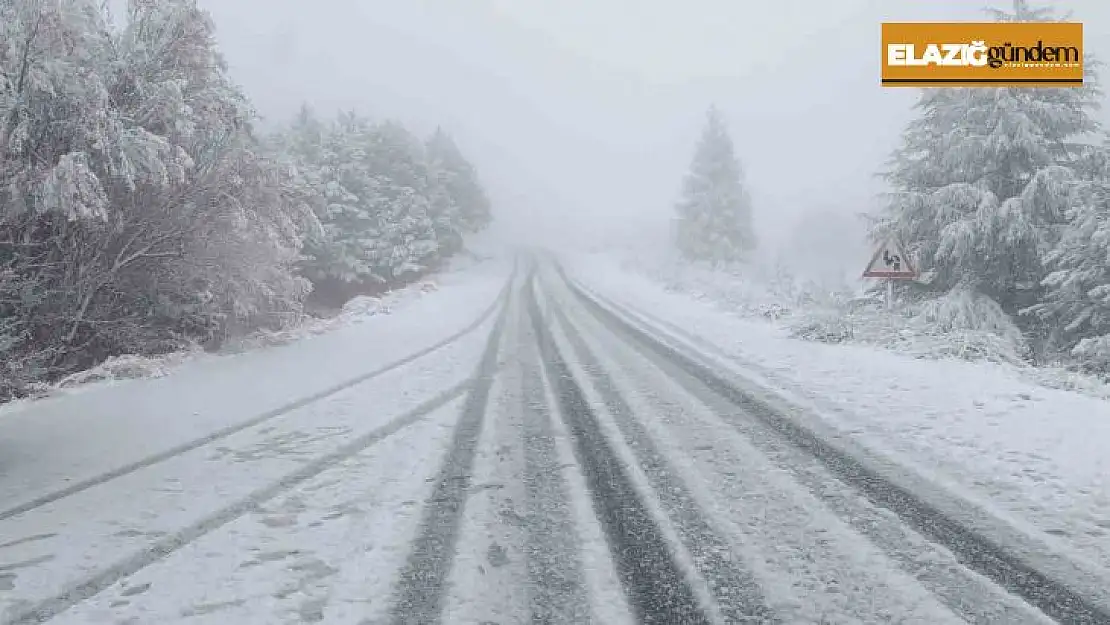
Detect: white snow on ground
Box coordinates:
(442, 293, 528, 625)
(0, 254, 511, 510)
(551, 275, 1047, 623)
(564, 252, 1110, 590)
(0, 321, 491, 622)
(6, 282, 437, 408)
(46, 397, 468, 625)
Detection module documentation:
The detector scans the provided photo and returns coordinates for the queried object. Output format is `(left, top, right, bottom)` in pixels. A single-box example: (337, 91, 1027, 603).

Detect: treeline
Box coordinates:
(873, 1, 1110, 372)
(0, 0, 492, 401)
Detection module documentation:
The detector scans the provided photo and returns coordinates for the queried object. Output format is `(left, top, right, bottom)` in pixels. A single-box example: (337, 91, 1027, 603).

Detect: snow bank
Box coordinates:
(222, 279, 441, 354)
(608, 249, 1110, 396)
(55, 345, 208, 389)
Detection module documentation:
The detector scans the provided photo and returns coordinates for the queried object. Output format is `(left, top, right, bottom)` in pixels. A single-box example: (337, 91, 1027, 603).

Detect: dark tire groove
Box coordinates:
(524, 273, 713, 625)
(543, 277, 777, 625)
(386, 271, 514, 625)
(0, 268, 516, 524)
(560, 266, 1110, 625)
(517, 292, 592, 624)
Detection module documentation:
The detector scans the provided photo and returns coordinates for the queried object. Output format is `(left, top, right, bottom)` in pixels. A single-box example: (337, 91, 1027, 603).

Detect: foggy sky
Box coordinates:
(196, 0, 1110, 261)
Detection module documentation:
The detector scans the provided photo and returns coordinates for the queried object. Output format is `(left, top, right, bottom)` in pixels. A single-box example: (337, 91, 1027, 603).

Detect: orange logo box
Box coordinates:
(881, 22, 1083, 87)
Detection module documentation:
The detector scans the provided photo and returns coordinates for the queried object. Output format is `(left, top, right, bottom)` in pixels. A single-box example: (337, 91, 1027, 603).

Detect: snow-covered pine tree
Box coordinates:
(871, 0, 1102, 355)
(423, 154, 463, 259)
(283, 103, 328, 168)
(426, 127, 493, 235)
(361, 120, 439, 280)
(302, 110, 379, 286)
(283, 111, 450, 301)
(673, 105, 757, 264)
(1027, 145, 1110, 370)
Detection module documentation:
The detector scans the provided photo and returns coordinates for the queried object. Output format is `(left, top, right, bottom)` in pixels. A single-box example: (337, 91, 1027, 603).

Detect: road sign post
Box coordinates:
(862, 237, 918, 310)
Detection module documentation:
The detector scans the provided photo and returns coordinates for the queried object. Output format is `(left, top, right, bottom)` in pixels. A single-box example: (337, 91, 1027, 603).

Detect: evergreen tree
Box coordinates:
(285, 113, 446, 290)
(426, 127, 492, 235)
(871, 0, 1102, 352)
(673, 105, 756, 264)
(1027, 146, 1110, 369)
(358, 119, 439, 280)
(308, 110, 380, 284)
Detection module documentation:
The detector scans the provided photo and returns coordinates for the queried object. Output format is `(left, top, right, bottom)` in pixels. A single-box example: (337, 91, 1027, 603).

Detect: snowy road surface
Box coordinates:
(2, 253, 1109, 624)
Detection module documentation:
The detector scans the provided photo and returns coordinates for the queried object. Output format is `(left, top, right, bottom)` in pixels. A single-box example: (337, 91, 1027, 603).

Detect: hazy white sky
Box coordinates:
(195, 0, 1110, 259)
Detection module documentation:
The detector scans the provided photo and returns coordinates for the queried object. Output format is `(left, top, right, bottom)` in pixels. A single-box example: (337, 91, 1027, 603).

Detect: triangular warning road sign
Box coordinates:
(862, 238, 917, 279)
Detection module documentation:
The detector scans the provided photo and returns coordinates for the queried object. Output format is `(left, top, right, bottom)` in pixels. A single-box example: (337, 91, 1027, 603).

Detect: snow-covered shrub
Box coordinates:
(1071, 336, 1110, 373)
(786, 286, 1029, 365)
(789, 311, 856, 344)
(56, 346, 205, 388)
(341, 296, 390, 318)
(913, 286, 1029, 354)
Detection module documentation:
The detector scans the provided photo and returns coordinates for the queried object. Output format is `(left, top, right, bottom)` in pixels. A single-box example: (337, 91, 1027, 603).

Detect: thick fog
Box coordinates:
(196, 0, 1110, 272)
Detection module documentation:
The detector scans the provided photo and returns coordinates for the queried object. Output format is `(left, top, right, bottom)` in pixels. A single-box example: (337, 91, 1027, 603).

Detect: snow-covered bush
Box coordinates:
(790, 311, 856, 344)
(620, 247, 1031, 367)
(914, 286, 1028, 354)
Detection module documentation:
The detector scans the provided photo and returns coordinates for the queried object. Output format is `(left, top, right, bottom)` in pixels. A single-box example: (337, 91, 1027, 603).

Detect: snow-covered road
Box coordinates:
(2, 252, 1108, 624)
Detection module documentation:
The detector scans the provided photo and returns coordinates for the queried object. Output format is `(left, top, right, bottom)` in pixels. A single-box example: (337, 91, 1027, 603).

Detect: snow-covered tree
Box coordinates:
(1027, 146, 1110, 369)
(673, 105, 757, 264)
(426, 127, 492, 235)
(870, 0, 1102, 353)
(0, 0, 315, 398)
(0, 0, 117, 221)
(360, 120, 439, 279)
(283, 112, 461, 298)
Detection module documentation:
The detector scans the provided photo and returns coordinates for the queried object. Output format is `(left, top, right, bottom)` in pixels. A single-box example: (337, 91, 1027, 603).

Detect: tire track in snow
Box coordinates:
(556, 272, 1049, 624)
(517, 278, 592, 624)
(559, 262, 1110, 625)
(542, 276, 776, 625)
(438, 272, 530, 624)
(0, 263, 516, 525)
(3, 381, 473, 625)
(524, 274, 717, 625)
(385, 266, 514, 625)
